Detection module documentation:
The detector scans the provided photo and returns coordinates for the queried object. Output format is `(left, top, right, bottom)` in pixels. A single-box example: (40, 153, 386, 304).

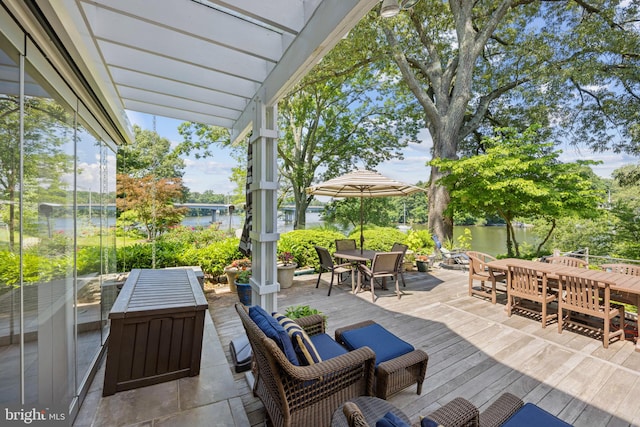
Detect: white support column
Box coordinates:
(249, 99, 280, 312)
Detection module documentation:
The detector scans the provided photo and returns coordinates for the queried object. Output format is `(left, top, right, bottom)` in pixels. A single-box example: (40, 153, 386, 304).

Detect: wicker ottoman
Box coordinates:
(335, 320, 428, 399)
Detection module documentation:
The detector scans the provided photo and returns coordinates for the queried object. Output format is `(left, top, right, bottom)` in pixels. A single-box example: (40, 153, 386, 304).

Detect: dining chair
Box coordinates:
(600, 263, 640, 276)
(314, 246, 352, 296)
(507, 265, 557, 328)
(557, 274, 625, 348)
(357, 252, 403, 302)
(335, 239, 357, 282)
(467, 251, 506, 304)
(544, 255, 588, 269)
(390, 242, 408, 287)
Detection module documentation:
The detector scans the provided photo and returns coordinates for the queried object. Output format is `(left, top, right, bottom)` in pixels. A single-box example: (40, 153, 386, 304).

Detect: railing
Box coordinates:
(559, 248, 640, 267)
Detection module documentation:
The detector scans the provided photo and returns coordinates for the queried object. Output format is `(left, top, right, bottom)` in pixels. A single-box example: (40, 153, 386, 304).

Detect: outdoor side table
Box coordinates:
(103, 268, 208, 396)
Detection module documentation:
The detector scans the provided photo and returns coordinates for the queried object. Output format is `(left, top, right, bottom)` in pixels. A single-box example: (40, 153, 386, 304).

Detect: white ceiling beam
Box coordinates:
(84, 6, 271, 82)
(205, 0, 309, 34)
(98, 41, 259, 98)
(119, 86, 240, 120)
(110, 68, 248, 112)
(84, 0, 286, 59)
(125, 100, 235, 128)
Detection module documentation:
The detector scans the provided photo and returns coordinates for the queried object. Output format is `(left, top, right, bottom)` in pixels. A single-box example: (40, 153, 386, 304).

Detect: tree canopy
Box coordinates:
(369, 0, 639, 242)
(432, 126, 604, 257)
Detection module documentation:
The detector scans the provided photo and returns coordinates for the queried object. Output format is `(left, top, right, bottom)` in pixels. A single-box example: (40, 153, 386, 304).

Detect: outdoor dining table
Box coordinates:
(488, 258, 640, 352)
(333, 249, 377, 293)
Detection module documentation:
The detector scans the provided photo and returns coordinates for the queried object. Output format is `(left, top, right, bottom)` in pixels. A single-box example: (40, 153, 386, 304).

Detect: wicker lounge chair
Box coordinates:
(235, 303, 376, 427)
(467, 251, 506, 304)
(335, 393, 524, 427)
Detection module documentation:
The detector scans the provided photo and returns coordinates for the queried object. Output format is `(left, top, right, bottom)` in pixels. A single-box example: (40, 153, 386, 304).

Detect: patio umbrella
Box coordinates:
(306, 169, 427, 252)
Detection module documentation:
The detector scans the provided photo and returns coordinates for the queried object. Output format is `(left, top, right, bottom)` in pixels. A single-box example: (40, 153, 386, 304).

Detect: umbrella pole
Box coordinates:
(360, 195, 364, 253)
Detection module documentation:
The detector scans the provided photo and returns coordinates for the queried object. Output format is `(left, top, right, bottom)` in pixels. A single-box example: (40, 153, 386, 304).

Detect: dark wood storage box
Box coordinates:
(103, 268, 208, 396)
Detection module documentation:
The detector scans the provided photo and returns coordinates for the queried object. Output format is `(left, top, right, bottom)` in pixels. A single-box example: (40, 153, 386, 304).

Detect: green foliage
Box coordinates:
(194, 238, 243, 277)
(277, 229, 346, 269)
(283, 304, 327, 326)
(323, 198, 397, 230)
(456, 228, 472, 251)
(236, 269, 252, 284)
(116, 241, 188, 270)
(157, 225, 226, 248)
(433, 126, 604, 257)
(77, 246, 102, 275)
(347, 226, 407, 252)
(0, 250, 70, 287)
(405, 229, 434, 255)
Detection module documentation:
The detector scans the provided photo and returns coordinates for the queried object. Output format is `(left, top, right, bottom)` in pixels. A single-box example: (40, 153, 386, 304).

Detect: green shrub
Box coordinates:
(77, 246, 102, 275)
(116, 241, 190, 270)
(406, 229, 434, 255)
(158, 225, 227, 248)
(347, 226, 408, 252)
(278, 229, 347, 269)
(195, 237, 243, 277)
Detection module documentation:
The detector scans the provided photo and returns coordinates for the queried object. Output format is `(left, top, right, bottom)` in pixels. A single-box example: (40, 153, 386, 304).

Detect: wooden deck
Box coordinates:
(208, 267, 640, 427)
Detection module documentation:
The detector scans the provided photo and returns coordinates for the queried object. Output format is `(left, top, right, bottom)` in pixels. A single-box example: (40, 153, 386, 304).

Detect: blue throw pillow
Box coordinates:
(248, 306, 299, 365)
(375, 411, 409, 427)
(273, 312, 322, 365)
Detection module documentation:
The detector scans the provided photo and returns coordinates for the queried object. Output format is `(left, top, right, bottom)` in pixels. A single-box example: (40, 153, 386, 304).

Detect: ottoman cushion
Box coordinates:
(501, 403, 571, 427)
(340, 323, 414, 365)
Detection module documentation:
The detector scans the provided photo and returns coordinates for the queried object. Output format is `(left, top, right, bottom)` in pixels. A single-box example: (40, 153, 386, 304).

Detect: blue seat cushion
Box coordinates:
(272, 312, 322, 365)
(375, 411, 410, 427)
(501, 403, 572, 427)
(340, 323, 414, 365)
(310, 333, 348, 360)
(248, 306, 299, 366)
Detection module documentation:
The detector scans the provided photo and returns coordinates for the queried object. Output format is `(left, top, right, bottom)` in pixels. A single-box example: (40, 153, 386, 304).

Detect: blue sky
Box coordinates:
(127, 111, 639, 195)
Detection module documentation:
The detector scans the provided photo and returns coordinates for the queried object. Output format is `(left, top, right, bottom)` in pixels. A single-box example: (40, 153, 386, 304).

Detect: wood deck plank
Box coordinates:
(209, 267, 640, 427)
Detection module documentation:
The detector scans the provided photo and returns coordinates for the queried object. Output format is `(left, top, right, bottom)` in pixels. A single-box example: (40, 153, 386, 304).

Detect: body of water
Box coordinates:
(54, 213, 534, 256)
(452, 225, 538, 257)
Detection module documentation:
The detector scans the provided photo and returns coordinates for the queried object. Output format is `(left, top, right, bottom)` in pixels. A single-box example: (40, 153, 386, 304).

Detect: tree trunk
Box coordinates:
(428, 167, 453, 243)
(292, 187, 310, 230)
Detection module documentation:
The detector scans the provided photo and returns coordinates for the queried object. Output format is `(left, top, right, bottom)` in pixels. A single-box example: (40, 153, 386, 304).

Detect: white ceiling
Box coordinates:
(37, 0, 379, 142)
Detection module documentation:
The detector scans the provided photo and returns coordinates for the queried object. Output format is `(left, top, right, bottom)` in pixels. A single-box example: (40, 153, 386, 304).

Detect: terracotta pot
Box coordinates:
(277, 263, 298, 289)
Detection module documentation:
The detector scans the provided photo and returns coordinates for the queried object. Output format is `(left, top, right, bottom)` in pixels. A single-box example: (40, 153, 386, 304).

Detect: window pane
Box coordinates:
(0, 35, 22, 407)
(23, 60, 76, 407)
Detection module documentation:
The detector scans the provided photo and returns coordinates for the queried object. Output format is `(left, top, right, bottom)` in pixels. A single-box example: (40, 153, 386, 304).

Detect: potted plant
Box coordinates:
(415, 254, 430, 272)
(235, 269, 252, 306)
(224, 257, 251, 293)
(277, 251, 298, 289)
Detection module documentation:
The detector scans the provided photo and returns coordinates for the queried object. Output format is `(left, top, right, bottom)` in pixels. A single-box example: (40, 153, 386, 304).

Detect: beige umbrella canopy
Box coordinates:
(306, 169, 427, 251)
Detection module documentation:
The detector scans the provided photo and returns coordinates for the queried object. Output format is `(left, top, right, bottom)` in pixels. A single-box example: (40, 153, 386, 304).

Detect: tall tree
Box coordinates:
(178, 23, 423, 229)
(117, 125, 185, 178)
(374, 0, 639, 243)
(432, 126, 603, 257)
